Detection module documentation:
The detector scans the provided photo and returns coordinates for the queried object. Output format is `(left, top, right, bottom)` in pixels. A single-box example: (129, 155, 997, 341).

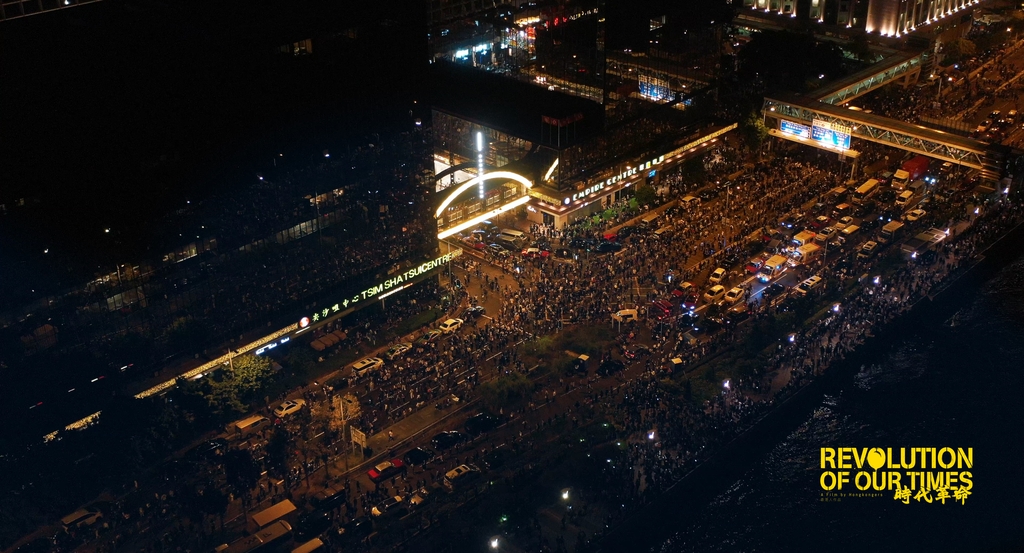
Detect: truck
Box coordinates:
(792, 230, 817, 248)
(878, 221, 905, 244)
(901, 228, 947, 259)
(758, 255, 789, 283)
(892, 169, 911, 190)
(901, 156, 930, 182)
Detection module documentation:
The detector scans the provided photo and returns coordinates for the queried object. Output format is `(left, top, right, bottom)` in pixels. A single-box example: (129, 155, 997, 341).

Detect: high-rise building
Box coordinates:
(865, 0, 978, 37)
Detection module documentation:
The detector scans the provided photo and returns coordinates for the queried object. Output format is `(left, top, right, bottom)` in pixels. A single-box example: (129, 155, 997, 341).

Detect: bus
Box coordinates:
(852, 179, 880, 204)
(251, 499, 298, 529)
(224, 521, 293, 553)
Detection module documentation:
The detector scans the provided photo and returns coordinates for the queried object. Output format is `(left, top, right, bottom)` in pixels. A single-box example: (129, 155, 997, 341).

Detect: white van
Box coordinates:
(498, 229, 526, 243)
(233, 415, 270, 437)
(640, 212, 660, 225)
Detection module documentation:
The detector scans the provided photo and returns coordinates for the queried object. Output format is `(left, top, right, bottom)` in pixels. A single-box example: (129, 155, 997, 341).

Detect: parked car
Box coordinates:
(439, 318, 464, 334)
(310, 487, 346, 511)
(403, 447, 435, 467)
(408, 487, 432, 507)
(723, 287, 745, 306)
(414, 329, 443, 346)
(431, 431, 468, 450)
(462, 305, 486, 320)
(368, 459, 406, 483)
(273, 399, 306, 418)
(371, 495, 405, 517)
(338, 517, 373, 543)
(522, 247, 550, 258)
(857, 241, 878, 259)
(703, 285, 727, 304)
(295, 511, 333, 541)
(810, 215, 830, 230)
(464, 413, 502, 436)
(904, 209, 927, 222)
(350, 357, 384, 378)
(595, 241, 622, 254)
(188, 438, 228, 461)
(384, 342, 412, 360)
(708, 267, 727, 284)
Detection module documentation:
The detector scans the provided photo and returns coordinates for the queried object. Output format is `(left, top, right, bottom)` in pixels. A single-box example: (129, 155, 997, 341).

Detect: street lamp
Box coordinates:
(561, 488, 571, 501)
(489, 536, 500, 550)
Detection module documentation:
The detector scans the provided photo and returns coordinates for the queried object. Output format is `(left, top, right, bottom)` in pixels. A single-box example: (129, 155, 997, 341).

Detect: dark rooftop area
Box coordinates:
(429, 63, 604, 148)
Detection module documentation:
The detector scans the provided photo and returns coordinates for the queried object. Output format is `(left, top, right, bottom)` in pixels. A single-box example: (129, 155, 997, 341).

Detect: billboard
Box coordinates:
(780, 120, 811, 139)
(811, 119, 851, 150)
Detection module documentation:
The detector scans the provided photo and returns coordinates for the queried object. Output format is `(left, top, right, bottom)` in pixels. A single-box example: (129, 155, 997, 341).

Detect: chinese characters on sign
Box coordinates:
(304, 250, 462, 324)
(817, 447, 973, 505)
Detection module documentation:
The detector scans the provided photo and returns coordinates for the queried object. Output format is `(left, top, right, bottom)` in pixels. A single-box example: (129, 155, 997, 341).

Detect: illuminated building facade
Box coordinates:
(865, 0, 979, 37)
(742, 0, 862, 25)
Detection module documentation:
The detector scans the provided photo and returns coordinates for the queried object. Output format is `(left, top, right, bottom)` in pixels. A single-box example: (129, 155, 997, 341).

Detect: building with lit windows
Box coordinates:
(865, 0, 979, 37)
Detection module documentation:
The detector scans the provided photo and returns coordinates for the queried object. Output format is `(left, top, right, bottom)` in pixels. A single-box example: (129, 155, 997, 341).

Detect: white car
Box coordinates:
(723, 287, 745, 305)
(904, 209, 927, 222)
(857, 241, 878, 259)
(439, 318, 464, 334)
(612, 308, 639, 323)
(273, 399, 306, 418)
(385, 342, 412, 360)
(350, 357, 384, 378)
(708, 267, 727, 284)
(703, 285, 727, 304)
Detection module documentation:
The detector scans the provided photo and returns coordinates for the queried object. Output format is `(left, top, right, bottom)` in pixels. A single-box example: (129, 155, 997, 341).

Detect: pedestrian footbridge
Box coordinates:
(763, 93, 1007, 181)
(813, 50, 926, 105)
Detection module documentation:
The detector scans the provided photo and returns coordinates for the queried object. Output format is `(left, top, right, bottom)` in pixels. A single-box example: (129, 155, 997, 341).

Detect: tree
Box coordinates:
(223, 449, 260, 515)
(265, 427, 291, 477)
(634, 183, 658, 207)
(680, 157, 707, 185)
(943, 38, 976, 65)
(228, 353, 274, 400)
(163, 317, 209, 355)
(479, 372, 534, 413)
(740, 111, 769, 153)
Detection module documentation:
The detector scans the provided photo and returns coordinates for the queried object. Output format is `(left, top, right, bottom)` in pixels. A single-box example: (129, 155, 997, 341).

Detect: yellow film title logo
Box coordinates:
(819, 447, 972, 504)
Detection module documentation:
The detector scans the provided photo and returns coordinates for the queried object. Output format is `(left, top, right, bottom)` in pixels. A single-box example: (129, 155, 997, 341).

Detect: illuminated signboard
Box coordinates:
(302, 250, 462, 325)
(811, 119, 851, 150)
(639, 80, 670, 101)
(780, 120, 811, 139)
(564, 154, 665, 204)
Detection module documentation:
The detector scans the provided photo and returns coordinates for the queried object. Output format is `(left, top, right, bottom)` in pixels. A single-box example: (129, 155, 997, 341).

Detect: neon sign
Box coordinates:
(564, 154, 664, 204)
(302, 250, 462, 325)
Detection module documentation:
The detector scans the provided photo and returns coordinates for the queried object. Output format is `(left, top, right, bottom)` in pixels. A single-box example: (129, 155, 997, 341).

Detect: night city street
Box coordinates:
(2, 0, 1024, 552)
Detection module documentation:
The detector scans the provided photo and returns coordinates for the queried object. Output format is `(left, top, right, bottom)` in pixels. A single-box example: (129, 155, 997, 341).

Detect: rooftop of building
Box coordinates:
(429, 63, 605, 149)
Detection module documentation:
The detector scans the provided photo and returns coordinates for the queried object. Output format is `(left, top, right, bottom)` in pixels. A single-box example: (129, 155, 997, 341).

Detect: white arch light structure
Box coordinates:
(434, 171, 533, 219)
